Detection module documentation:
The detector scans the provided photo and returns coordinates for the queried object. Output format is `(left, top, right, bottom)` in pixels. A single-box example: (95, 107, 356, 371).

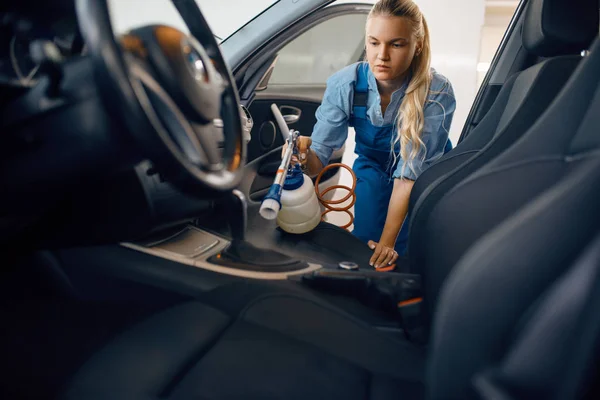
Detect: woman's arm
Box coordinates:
(369, 178, 413, 268)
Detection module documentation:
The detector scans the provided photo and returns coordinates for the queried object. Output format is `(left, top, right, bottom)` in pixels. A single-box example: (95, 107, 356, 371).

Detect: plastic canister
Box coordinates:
(277, 167, 321, 234)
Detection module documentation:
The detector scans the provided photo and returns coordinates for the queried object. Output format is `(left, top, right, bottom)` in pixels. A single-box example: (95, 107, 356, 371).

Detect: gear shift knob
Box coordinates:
(224, 189, 247, 241)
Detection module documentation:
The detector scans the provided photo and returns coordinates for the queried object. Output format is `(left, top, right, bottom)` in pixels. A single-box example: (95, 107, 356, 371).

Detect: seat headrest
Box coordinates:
(522, 0, 599, 57)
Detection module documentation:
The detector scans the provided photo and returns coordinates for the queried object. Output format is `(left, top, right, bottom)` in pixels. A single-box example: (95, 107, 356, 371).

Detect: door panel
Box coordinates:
(246, 97, 346, 200)
(247, 99, 319, 162)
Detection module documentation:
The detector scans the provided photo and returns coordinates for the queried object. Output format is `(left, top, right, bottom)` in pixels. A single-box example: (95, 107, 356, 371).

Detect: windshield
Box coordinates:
(194, 0, 279, 42)
(108, 0, 279, 42)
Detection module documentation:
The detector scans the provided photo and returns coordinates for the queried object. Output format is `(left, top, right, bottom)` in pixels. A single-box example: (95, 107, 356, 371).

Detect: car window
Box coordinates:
(268, 13, 368, 85)
(193, 0, 280, 41)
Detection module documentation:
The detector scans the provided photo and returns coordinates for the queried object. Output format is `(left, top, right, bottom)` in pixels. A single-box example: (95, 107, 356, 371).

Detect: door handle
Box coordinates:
(280, 105, 301, 125)
(283, 114, 300, 124)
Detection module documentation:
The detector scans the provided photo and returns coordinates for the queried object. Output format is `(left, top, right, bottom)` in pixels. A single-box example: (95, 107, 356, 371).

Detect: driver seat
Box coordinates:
(63, 37, 600, 399)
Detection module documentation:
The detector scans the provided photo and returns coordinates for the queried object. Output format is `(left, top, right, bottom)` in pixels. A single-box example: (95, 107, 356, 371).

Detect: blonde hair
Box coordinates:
(369, 0, 432, 177)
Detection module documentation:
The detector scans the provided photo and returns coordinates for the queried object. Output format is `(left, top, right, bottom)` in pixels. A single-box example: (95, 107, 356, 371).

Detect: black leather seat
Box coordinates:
(64, 282, 428, 399)
(405, 0, 599, 326)
(427, 157, 600, 399)
(61, 36, 600, 399)
(408, 0, 598, 218)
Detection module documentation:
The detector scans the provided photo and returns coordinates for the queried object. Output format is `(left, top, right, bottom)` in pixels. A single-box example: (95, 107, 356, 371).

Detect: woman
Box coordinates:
(295, 0, 455, 269)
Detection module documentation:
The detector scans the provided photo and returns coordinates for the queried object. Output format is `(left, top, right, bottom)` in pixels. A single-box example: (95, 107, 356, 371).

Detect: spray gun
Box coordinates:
(259, 104, 301, 220)
(260, 103, 357, 234)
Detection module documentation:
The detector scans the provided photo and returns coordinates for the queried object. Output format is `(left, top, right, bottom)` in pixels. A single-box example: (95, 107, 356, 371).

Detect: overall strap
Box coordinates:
(352, 62, 369, 120)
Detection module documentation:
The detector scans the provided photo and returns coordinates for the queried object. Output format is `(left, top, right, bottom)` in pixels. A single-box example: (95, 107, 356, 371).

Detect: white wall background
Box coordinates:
(477, 5, 515, 86)
(418, 0, 486, 143)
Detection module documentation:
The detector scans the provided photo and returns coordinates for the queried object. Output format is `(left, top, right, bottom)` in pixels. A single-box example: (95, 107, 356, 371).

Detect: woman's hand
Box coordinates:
(368, 240, 398, 269)
(282, 136, 312, 166)
(369, 179, 414, 270)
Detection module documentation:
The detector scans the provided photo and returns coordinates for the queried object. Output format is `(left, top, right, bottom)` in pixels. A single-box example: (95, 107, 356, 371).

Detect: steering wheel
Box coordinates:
(75, 0, 245, 196)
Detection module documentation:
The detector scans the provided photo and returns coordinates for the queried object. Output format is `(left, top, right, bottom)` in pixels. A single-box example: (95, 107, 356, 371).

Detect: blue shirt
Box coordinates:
(310, 62, 456, 180)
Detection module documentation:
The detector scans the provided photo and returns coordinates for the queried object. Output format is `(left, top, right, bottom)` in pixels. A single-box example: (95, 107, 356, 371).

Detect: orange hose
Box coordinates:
(314, 163, 357, 231)
(314, 163, 396, 272)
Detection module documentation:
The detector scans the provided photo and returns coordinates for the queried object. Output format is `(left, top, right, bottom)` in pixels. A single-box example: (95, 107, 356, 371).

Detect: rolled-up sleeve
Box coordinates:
(393, 77, 456, 180)
(310, 74, 353, 167)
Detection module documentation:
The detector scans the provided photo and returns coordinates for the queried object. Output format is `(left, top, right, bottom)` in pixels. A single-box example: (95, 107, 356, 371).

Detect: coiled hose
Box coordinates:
(314, 163, 357, 231)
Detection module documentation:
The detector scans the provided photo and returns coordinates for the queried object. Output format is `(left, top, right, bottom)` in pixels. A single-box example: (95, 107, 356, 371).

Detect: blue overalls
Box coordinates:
(349, 63, 452, 255)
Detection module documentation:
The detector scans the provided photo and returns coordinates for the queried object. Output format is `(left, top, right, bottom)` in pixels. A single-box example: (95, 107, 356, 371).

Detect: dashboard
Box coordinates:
(0, 0, 256, 249)
(0, 9, 82, 89)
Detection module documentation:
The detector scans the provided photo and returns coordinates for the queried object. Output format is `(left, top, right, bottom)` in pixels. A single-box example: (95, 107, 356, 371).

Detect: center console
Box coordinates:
(122, 225, 321, 280)
(113, 190, 418, 333)
(121, 190, 323, 280)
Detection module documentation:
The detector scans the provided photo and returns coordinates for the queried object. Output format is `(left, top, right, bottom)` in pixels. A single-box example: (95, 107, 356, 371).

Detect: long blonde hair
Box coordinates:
(369, 0, 432, 176)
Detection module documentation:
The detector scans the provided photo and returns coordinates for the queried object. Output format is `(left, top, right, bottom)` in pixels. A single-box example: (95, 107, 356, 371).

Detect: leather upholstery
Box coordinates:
(428, 157, 600, 398)
(522, 0, 599, 57)
(409, 55, 581, 321)
(407, 0, 598, 329)
(65, 285, 426, 399)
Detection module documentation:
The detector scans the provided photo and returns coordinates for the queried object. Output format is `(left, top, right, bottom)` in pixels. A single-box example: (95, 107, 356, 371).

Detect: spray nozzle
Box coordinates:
(283, 133, 304, 190)
(285, 130, 301, 175)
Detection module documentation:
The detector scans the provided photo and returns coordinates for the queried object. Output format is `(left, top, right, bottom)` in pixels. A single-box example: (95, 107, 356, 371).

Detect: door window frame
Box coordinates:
(459, 0, 528, 141)
(234, 3, 373, 103)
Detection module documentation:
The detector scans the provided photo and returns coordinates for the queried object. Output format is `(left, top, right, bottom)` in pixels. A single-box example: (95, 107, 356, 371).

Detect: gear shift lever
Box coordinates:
(209, 189, 308, 271)
(223, 189, 247, 241)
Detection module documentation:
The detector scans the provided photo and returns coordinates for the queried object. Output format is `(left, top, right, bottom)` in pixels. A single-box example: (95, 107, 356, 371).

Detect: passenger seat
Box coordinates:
(404, 0, 599, 328)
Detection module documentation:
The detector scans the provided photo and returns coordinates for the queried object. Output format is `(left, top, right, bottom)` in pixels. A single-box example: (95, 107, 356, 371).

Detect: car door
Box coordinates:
(232, 3, 372, 202)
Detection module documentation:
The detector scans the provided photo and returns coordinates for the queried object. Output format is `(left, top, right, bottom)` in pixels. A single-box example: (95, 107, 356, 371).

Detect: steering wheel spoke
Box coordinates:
(190, 121, 225, 170)
(129, 59, 208, 165)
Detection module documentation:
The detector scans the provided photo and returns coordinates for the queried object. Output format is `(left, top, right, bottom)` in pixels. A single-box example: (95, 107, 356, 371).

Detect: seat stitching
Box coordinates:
(409, 156, 566, 268)
(453, 156, 565, 189)
(411, 56, 581, 225)
(565, 149, 600, 162)
(435, 149, 479, 164)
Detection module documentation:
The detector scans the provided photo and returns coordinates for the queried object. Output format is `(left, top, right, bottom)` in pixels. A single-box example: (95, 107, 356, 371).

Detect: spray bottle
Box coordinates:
(259, 104, 321, 234)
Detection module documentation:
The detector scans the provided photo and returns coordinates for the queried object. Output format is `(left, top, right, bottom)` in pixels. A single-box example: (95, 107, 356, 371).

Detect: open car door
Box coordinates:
(231, 3, 373, 202)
